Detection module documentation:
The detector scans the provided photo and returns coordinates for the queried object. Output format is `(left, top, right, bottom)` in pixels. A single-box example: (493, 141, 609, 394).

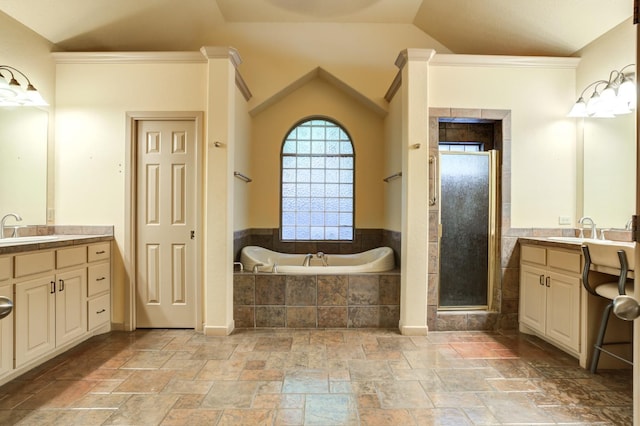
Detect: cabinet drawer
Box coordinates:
(88, 293, 110, 330)
(57, 246, 87, 269)
(87, 263, 110, 297)
(521, 245, 546, 266)
(14, 251, 55, 278)
(548, 249, 582, 274)
(0, 257, 10, 282)
(88, 243, 110, 263)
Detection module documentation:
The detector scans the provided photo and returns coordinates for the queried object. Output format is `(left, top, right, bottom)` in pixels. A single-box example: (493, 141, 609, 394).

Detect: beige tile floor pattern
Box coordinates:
(0, 328, 632, 425)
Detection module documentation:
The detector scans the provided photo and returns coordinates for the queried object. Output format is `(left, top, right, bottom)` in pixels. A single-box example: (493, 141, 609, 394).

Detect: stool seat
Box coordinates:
(595, 281, 634, 300)
(582, 241, 635, 374)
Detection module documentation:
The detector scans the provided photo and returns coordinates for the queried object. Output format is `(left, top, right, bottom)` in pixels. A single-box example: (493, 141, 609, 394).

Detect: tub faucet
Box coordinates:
(233, 262, 244, 273)
(252, 263, 264, 274)
(578, 216, 596, 239)
(317, 252, 328, 267)
(302, 253, 313, 267)
(0, 213, 22, 239)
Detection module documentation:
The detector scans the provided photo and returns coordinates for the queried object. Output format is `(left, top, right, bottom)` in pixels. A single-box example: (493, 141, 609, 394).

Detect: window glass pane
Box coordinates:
(340, 157, 353, 169)
(339, 184, 353, 198)
(282, 212, 295, 226)
(339, 170, 352, 183)
(311, 169, 324, 183)
(282, 184, 296, 197)
(325, 213, 338, 226)
(325, 227, 339, 240)
(297, 156, 311, 168)
(282, 169, 296, 182)
(310, 184, 324, 197)
(283, 141, 296, 154)
(296, 212, 310, 226)
(297, 169, 310, 182)
(310, 227, 324, 240)
(281, 118, 354, 241)
(326, 157, 339, 169)
(326, 170, 339, 183)
(282, 197, 296, 211)
(296, 184, 310, 197)
(298, 141, 311, 154)
(282, 227, 295, 239)
(311, 212, 324, 226)
(312, 126, 325, 140)
(339, 228, 353, 240)
(339, 213, 352, 226)
(283, 157, 296, 168)
(325, 184, 339, 197)
(326, 198, 339, 211)
(296, 227, 310, 239)
(310, 198, 324, 211)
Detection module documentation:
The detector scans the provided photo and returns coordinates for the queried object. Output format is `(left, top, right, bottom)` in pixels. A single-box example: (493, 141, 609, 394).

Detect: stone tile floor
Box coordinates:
(0, 328, 632, 425)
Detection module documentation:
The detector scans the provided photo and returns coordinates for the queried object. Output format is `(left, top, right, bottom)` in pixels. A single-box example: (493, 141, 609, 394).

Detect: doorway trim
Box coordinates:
(124, 111, 204, 331)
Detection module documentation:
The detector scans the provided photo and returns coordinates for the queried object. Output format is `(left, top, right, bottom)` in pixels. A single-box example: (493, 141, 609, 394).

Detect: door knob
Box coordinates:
(0, 296, 13, 320)
(613, 295, 640, 321)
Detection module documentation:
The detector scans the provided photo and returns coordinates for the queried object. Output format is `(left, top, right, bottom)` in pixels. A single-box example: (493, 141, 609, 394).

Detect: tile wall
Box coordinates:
(233, 272, 401, 329)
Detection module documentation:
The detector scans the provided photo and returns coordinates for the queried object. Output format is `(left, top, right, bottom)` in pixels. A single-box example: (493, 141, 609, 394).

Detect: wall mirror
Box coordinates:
(583, 112, 636, 229)
(0, 107, 48, 226)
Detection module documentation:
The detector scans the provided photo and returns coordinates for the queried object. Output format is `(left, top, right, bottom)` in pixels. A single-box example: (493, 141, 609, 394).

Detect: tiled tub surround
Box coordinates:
(234, 272, 401, 329)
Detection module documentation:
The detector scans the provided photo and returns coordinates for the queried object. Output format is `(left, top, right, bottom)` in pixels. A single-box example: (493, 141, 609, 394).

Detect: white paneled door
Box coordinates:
(136, 120, 196, 328)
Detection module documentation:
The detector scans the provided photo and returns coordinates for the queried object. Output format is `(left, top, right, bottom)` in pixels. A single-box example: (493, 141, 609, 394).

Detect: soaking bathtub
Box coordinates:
(239, 246, 395, 274)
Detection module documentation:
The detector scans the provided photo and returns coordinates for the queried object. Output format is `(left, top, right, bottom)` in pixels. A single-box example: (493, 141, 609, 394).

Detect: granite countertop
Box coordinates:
(519, 236, 635, 251)
(0, 234, 114, 255)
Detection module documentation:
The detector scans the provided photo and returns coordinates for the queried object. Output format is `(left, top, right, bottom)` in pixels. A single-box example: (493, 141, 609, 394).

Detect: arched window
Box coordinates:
(281, 118, 354, 241)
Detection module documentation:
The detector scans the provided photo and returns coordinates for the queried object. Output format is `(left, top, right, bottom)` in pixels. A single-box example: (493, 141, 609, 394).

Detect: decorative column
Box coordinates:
(200, 46, 240, 335)
(398, 49, 435, 336)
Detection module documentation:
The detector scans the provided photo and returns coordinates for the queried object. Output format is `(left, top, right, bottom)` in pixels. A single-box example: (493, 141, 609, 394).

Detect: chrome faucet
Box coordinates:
(578, 216, 596, 239)
(302, 253, 313, 267)
(317, 252, 328, 267)
(0, 213, 22, 239)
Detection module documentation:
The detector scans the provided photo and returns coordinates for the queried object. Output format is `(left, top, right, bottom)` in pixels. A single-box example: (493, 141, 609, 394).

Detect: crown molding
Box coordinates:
(431, 54, 581, 69)
(52, 51, 206, 64)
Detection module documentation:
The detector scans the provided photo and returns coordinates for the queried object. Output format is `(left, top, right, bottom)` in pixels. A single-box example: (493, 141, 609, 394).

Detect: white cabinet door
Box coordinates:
(0, 285, 13, 377)
(15, 276, 55, 367)
(546, 271, 581, 352)
(519, 264, 547, 334)
(55, 269, 87, 346)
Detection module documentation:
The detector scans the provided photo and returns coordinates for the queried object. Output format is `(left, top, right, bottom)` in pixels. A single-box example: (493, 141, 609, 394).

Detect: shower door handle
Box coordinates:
(429, 155, 437, 206)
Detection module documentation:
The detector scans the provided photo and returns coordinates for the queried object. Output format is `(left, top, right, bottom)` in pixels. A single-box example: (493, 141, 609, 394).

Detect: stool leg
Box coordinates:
(591, 301, 614, 374)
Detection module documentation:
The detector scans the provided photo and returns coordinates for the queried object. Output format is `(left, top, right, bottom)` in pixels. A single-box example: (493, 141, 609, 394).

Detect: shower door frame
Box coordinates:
(437, 149, 499, 311)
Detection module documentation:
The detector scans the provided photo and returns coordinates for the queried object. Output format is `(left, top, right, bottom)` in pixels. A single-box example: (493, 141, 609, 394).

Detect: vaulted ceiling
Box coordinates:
(0, 0, 634, 56)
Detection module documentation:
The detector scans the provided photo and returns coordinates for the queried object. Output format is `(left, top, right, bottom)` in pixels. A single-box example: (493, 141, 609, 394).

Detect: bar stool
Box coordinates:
(581, 242, 634, 374)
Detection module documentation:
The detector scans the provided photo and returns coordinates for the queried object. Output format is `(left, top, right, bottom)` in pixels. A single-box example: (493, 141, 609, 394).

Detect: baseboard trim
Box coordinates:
(399, 324, 429, 336)
(203, 321, 235, 336)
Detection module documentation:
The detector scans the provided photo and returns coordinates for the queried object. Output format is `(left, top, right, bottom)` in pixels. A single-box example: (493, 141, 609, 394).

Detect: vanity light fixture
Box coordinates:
(0, 65, 48, 107)
(568, 64, 635, 118)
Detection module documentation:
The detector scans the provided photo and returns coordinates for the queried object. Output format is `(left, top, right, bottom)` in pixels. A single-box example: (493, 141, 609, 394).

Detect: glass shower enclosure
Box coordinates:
(438, 151, 498, 309)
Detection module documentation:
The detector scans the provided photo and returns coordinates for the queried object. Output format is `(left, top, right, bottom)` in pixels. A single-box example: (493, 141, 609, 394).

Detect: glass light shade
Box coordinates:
(586, 91, 601, 116)
(618, 76, 635, 105)
(567, 97, 587, 117)
(25, 84, 48, 106)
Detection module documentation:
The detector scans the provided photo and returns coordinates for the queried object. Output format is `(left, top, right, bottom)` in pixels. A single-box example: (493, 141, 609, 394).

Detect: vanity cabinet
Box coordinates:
(519, 244, 582, 356)
(11, 242, 110, 370)
(0, 257, 13, 378)
(14, 248, 88, 367)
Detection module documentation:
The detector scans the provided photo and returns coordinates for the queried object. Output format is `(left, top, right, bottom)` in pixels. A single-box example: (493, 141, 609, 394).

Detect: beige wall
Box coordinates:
(55, 60, 207, 326)
(576, 18, 636, 228)
(383, 87, 403, 232)
(248, 76, 386, 229)
(0, 12, 55, 225)
(429, 58, 578, 228)
(233, 86, 252, 232)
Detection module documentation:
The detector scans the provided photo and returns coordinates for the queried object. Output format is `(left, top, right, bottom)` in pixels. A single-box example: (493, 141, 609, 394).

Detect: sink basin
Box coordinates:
(0, 235, 59, 246)
(547, 236, 587, 243)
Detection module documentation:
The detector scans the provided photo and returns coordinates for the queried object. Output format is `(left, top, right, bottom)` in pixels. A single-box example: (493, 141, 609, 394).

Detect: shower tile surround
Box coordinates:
(233, 272, 401, 329)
